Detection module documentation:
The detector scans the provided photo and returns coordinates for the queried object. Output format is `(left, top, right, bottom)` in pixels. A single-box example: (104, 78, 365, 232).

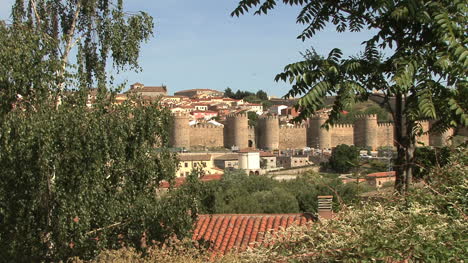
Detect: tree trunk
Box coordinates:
(405, 141, 415, 192)
(394, 93, 406, 193)
(404, 116, 417, 192)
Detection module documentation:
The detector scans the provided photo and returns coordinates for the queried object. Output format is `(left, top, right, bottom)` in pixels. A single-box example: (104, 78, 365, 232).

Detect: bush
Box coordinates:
(235, 147, 468, 262)
(0, 102, 196, 261)
(179, 170, 368, 215)
(413, 146, 451, 180)
(328, 144, 359, 173)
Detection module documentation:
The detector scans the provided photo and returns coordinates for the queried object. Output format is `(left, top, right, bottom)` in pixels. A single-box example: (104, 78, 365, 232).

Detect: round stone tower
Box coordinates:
(259, 115, 279, 150)
(309, 114, 331, 149)
(171, 113, 190, 149)
(226, 113, 249, 149)
(363, 114, 379, 150)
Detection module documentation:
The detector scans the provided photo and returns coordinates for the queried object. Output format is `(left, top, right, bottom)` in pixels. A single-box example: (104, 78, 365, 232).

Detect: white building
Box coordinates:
(238, 151, 261, 175)
(269, 104, 288, 115)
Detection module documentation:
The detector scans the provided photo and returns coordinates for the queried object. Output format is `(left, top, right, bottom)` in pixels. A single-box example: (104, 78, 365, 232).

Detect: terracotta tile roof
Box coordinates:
(159, 177, 186, 188)
(200, 173, 223, 181)
(193, 213, 314, 256)
(259, 151, 275, 157)
(367, 171, 396, 178)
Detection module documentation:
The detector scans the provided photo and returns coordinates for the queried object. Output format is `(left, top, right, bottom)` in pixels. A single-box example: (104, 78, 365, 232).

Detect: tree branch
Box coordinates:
(30, 0, 42, 26)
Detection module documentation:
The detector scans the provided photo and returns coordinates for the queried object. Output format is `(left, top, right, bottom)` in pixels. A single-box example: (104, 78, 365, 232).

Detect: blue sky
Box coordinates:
(1, 0, 374, 96)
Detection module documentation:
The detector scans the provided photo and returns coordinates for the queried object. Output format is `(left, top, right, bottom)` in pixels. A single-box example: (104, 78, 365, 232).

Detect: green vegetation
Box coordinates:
(224, 88, 272, 109)
(232, 0, 467, 193)
(76, 147, 468, 262)
(0, 100, 198, 261)
(178, 170, 370, 214)
(413, 146, 452, 180)
(0, 1, 196, 261)
(247, 111, 259, 126)
(328, 144, 360, 173)
(338, 102, 392, 123)
(235, 147, 468, 262)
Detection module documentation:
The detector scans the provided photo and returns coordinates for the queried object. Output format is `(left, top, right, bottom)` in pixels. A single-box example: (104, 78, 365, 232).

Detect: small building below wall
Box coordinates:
(238, 151, 261, 175)
(213, 153, 239, 170)
(176, 153, 222, 177)
(366, 171, 396, 188)
(277, 155, 311, 169)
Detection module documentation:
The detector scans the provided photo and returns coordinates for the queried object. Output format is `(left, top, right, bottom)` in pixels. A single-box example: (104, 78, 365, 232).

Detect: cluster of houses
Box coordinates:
(112, 83, 300, 123)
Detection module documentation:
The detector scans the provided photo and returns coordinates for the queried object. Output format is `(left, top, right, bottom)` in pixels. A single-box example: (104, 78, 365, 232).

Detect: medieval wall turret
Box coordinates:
(354, 114, 379, 150)
(308, 114, 331, 149)
(171, 113, 190, 148)
(258, 115, 280, 150)
(225, 113, 249, 149)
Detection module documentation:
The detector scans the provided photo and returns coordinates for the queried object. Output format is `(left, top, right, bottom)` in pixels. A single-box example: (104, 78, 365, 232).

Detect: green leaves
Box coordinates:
(0, 93, 191, 262)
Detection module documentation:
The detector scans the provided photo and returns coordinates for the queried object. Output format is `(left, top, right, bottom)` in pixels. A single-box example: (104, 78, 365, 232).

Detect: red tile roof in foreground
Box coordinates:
(367, 171, 396, 178)
(193, 213, 314, 256)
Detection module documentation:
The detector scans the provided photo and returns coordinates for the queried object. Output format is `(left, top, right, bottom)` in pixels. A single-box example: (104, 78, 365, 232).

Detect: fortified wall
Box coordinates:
(171, 113, 454, 150)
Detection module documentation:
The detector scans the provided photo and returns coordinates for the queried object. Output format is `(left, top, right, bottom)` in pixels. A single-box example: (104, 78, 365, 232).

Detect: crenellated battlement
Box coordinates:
(332, 123, 354, 128)
(190, 124, 223, 129)
(310, 113, 329, 119)
(355, 114, 378, 120)
(259, 114, 278, 120)
(171, 108, 449, 150)
(172, 112, 190, 118)
(377, 122, 394, 127)
(226, 112, 248, 119)
(280, 124, 307, 129)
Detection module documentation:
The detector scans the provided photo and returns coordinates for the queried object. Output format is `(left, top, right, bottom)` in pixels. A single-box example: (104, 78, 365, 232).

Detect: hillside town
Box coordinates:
(1, 0, 466, 262)
(111, 83, 466, 190)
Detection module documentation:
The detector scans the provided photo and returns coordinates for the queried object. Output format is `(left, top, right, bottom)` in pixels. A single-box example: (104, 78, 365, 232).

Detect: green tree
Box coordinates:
(4, 0, 153, 108)
(0, 1, 196, 261)
(328, 144, 359, 173)
(256, 90, 268, 101)
(232, 0, 467, 193)
(224, 87, 234, 98)
(247, 111, 259, 126)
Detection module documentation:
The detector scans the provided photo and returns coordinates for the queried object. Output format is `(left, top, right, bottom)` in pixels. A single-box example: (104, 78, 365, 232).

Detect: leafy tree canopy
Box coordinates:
(177, 169, 370, 215)
(328, 144, 360, 173)
(0, 1, 197, 261)
(232, 0, 467, 192)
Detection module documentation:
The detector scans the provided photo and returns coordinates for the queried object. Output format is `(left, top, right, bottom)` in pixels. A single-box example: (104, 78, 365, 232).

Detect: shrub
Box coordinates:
(328, 144, 359, 173)
(0, 102, 196, 261)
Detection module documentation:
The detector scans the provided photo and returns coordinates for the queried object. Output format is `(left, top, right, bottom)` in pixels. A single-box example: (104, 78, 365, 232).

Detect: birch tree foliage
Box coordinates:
(232, 0, 467, 192)
(1, 0, 153, 113)
(0, 1, 198, 261)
